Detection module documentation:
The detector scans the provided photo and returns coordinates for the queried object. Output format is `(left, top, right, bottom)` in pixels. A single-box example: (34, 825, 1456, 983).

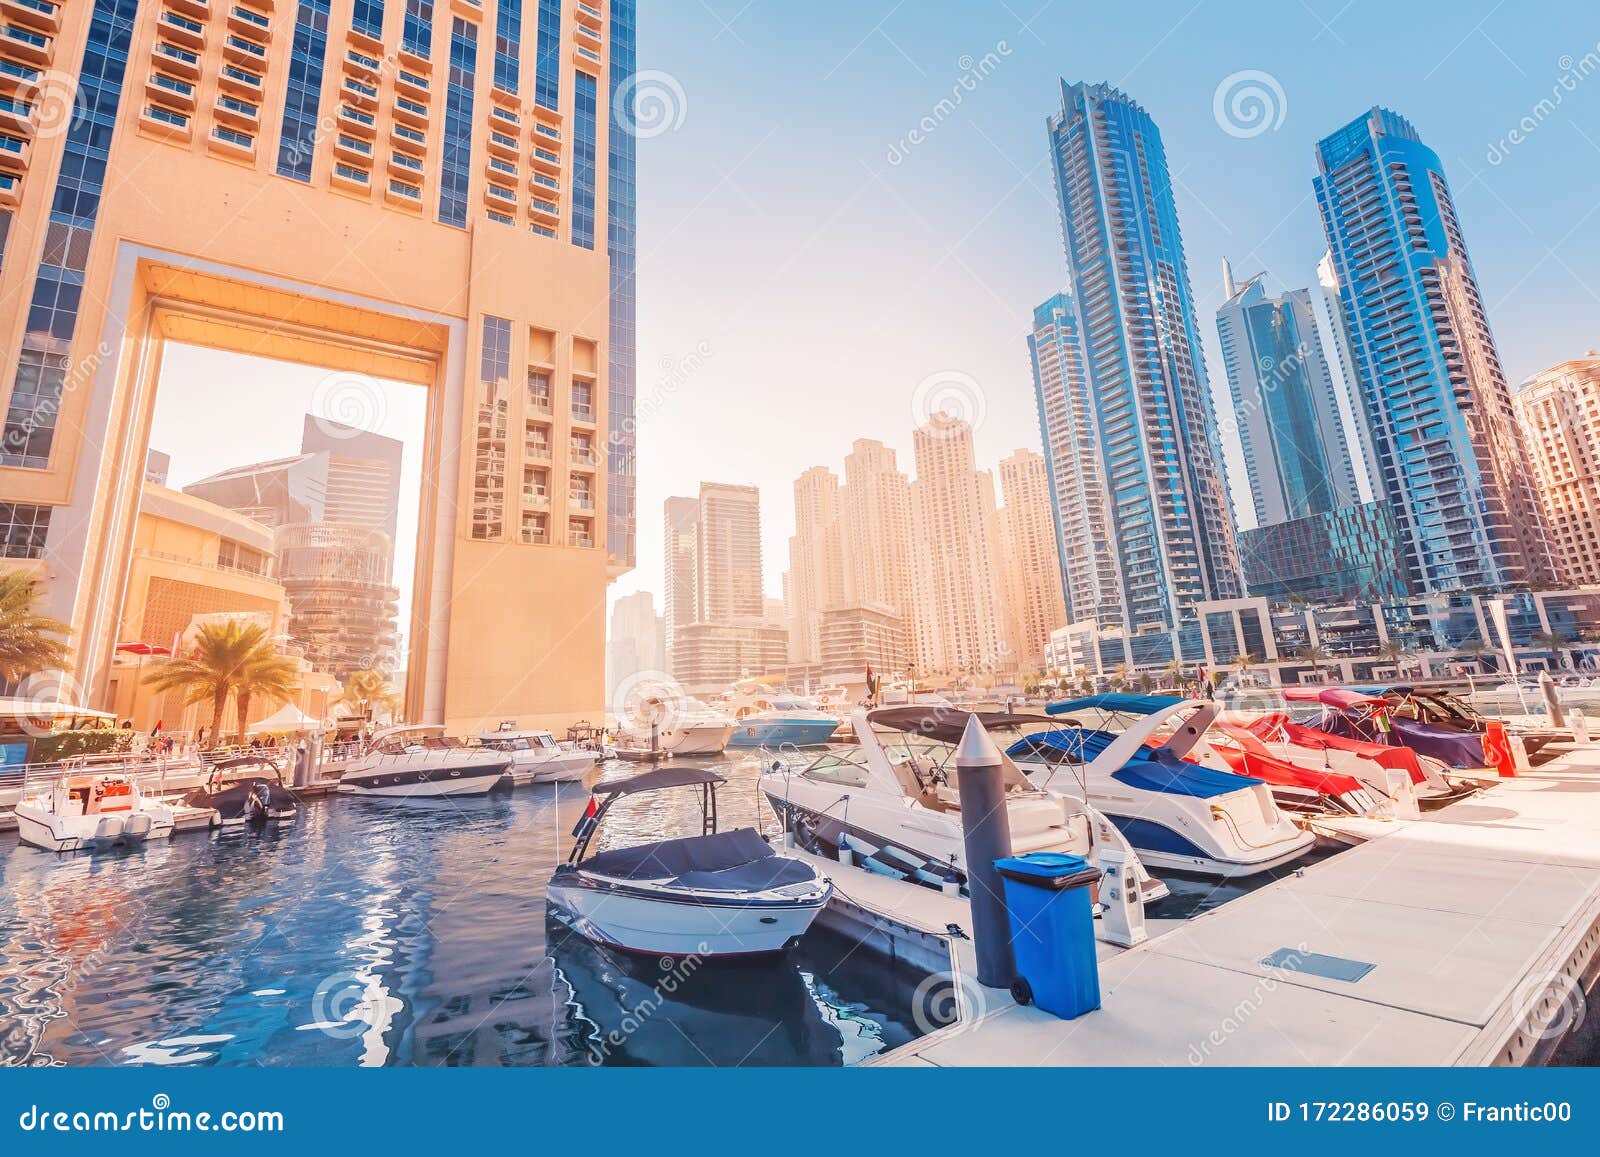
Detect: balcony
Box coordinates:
(218, 64, 263, 96)
(333, 133, 372, 161)
(394, 68, 429, 99)
(227, 4, 270, 36)
(342, 77, 379, 109)
(393, 95, 430, 127)
(574, 1, 603, 30)
(0, 21, 51, 64)
(569, 445, 598, 468)
(571, 404, 595, 426)
(347, 22, 383, 54)
(524, 442, 552, 463)
(521, 490, 549, 509)
(568, 531, 595, 549)
(151, 42, 202, 79)
(338, 104, 378, 137)
(157, 10, 206, 49)
(224, 33, 269, 64)
(529, 144, 561, 174)
(1, 0, 62, 35)
(0, 131, 28, 171)
(568, 494, 595, 512)
(384, 178, 423, 210)
(529, 198, 559, 225)
(208, 126, 256, 161)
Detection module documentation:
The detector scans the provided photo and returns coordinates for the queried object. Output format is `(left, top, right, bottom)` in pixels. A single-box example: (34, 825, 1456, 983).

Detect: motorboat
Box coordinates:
(547, 766, 832, 957)
(1011, 694, 1316, 878)
(616, 697, 736, 755)
(339, 724, 512, 799)
(759, 706, 1169, 903)
(1363, 683, 1600, 772)
(14, 773, 177, 853)
(181, 754, 297, 827)
(726, 693, 839, 748)
(473, 729, 597, 785)
(565, 720, 618, 760)
(1283, 687, 1489, 791)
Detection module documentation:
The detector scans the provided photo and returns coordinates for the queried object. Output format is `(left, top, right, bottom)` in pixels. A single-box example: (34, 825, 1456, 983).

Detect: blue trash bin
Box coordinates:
(993, 851, 1102, 1019)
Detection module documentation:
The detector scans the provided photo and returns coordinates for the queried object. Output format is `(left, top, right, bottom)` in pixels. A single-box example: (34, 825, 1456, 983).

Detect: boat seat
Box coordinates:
(582, 828, 817, 891)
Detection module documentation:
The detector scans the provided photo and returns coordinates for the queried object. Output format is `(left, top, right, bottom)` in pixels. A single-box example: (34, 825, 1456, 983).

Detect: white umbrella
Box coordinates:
(247, 703, 323, 734)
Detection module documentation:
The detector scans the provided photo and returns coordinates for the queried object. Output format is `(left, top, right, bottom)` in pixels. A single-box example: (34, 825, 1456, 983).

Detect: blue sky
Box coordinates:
(617, 0, 1600, 604)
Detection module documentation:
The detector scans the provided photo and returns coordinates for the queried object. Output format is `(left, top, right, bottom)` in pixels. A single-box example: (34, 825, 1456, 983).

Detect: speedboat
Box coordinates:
(727, 693, 839, 748)
(1011, 694, 1316, 878)
(14, 773, 177, 853)
(1361, 683, 1600, 771)
(759, 706, 1169, 903)
(473, 729, 597, 785)
(182, 754, 297, 827)
(548, 766, 832, 957)
(339, 725, 511, 799)
(1283, 687, 1487, 794)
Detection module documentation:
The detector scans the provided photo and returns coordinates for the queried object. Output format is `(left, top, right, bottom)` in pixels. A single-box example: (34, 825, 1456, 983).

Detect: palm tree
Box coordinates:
(1532, 630, 1571, 672)
(1378, 638, 1411, 675)
(338, 668, 396, 721)
(1164, 658, 1184, 691)
(233, 647, 300, 739)
(1457, 637, 1494, 672)
(1234, 652, 1260, 675)
(0, 571, 70, 684)
(1109, 663, 1131, 691)
(144, 620, 279, 740)
(1297, 643, 1327, 682)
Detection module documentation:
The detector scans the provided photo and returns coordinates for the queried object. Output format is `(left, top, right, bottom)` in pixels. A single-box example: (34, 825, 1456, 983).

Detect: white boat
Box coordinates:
(14, 773, 177, 853)
(759, 706, 1169, 904)
(548, 766, 832, 957)
(473, 730, 597, 785)
(1008, 695, 1317, 878)
(339, 725, 511, 799)
(617, 698, 735, 755)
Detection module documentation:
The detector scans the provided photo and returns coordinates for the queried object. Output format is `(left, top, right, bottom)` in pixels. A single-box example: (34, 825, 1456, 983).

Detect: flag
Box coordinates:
(151, 718, 163, 736)
(1374, 709, 1392, 735)
(571, 795, 599, 842)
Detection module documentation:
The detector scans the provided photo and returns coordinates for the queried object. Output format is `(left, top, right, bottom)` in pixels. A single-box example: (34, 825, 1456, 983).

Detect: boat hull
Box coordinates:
(14, 807, 176, 854)
(726, 719, 839, 748)
(506, 750, 597, 786)
(339, 760, 509, 798)
(546, 876, 830, 957)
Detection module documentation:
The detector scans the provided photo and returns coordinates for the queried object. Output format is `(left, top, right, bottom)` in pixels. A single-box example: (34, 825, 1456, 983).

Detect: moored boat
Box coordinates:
(339, 725, 511, 799)
(14, 773, 177, 853)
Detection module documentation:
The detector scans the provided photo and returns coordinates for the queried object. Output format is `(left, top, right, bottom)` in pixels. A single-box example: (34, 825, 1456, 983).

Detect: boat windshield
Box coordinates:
(802, 750, 870, 787)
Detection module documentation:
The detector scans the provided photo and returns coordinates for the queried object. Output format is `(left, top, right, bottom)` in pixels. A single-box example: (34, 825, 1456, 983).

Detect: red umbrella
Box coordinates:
(116, 642, 172, 656)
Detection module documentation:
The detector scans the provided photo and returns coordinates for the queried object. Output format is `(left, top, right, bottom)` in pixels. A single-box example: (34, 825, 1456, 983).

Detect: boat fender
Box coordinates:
(941, 856, 961, 898)
(837, 833, 854, 868)
(124, 812, 153, 839)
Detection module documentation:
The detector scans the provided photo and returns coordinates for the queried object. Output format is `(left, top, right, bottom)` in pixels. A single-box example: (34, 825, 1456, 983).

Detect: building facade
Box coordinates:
(1314, 107, 1556, 594)
(818, 603, 907, 682)
(1045, 82, 1241, 666)
(785, 465, 844, 666)
(1216, 265, 1360, 526)
(0, 1, 634, 734)
(839, 438, 915, 644)
(997, 448, 1067, 671)
(1514, 354, 1600, 587)
(1237, 502, 1408, 605)
(606, 587, 664, 702)
(1028, 292, 1119, 633)
(908, 416, 1005, 675)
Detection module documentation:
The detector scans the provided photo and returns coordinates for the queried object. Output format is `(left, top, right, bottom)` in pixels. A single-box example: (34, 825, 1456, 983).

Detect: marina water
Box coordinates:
(0, 753, 920, 1067)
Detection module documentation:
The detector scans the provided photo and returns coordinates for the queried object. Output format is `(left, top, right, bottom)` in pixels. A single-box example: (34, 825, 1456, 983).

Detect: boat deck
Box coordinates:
(808, 762, 1600, 1067)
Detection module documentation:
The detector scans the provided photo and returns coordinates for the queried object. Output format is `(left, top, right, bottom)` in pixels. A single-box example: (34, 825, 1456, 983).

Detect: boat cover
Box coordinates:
(593, 766, 726, 797)
(868, 707, 1055, 743)
(1007, 728, 1260, 797)
(580, 828, 818, 891)
(1044, 693, 1184, 717)
(1240, 713, 1423, 780)
(1317, 711, 1487, 768)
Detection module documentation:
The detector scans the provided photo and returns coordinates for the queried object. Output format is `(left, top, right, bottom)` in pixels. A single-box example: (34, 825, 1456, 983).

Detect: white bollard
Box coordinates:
(1510, 733, 1532, 773)
(1573, 713, 1591, 743)
(1096, 846, 1147, 948)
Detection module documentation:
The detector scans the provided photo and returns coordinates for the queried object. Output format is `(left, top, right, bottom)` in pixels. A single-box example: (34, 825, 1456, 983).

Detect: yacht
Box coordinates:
(1283, 686, 1489, 787)
(548, 766, 832, 957)
(759, 706, 1169, 903)
(339, 725, 512, 799)
(473, 729, 597, 785)
(14, 773, 177, 853)
(726, 693, 839, 748)
(616, 698, 735, 755)
(1010, 695, 1316, 878)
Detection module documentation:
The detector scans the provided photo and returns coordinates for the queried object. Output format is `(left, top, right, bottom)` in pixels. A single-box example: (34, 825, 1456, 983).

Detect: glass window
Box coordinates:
(571, 71, 597, 249)
(0, 503, 52, 559)
(533, 0, 561, 110)
(352, 0, 383, 38)
(493, 0, 521, 94)
(436, 18, 476, 228)
(402, 0, 432, 57)
(275, 0, 332, 182)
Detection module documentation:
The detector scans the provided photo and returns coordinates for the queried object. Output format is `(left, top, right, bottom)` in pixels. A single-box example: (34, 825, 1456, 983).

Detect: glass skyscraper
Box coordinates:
(606, 0, 637, 573)
(1042, 82, 1241, 665)
(1314, 108, 1557, 594)
(1215, 265, 1360, 527)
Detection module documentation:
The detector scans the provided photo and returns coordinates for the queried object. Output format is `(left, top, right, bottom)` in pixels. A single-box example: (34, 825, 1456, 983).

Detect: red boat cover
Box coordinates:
(1280, 686, 1388, 710)
(1241, 712, 1425, 783)
(1207, 719, 1366, 798)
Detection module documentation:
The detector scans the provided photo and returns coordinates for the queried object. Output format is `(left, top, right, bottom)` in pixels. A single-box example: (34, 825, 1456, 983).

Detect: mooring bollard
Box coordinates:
(955, 713, 1016, 989)
(1539, 671, 1567, 729)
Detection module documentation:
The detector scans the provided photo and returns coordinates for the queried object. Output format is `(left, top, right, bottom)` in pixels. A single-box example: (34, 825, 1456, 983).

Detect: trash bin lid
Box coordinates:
(993, 852, 1102, 890)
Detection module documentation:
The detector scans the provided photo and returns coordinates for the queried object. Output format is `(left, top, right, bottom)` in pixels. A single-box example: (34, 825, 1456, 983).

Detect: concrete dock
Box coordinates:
(817, 761, 1600, 1067)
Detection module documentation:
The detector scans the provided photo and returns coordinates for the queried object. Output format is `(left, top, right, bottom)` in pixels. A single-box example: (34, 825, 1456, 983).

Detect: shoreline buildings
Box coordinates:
(0, 3, 636, 732)
(1514, 353, 1600, 587)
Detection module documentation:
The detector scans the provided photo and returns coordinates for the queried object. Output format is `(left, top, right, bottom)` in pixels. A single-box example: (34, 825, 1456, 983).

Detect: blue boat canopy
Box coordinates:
(1045, 692, 1184, 717)
(1111, 759, 1262, 798)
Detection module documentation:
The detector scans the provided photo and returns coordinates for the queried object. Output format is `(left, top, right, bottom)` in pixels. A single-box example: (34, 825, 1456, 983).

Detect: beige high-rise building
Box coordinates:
(663, 496, 700, 668)
(999, 449, 1068, 672)
(840, 439, 915, 623)
(694, 483, 764, 624)
(0, 2, 637, 734)
(1514, 353, 1600, 585)
(786, 466, 845, 665)
(908, 416, 1005, 676)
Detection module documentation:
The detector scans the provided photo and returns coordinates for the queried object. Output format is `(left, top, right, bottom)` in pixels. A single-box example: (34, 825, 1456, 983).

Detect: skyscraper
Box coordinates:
(1215, 264, 1359, 526)
(908, 416, 1005, 675)
(607, 589, 665, 701)
(786, 466, 845, 666)
(1514, 353, 1600, 586)
(997, 449, 1068, 672)
(0, 2, 632, 732)
(839, 438, 915, 626)
(662, 495, 700, 668)
(606, 0, 638, 575)
(1314, 107, 1557, 593)
(694, 482, 764, 624)
(1044, 82, 1241, 664)
(1028, 293, 1119, 632)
